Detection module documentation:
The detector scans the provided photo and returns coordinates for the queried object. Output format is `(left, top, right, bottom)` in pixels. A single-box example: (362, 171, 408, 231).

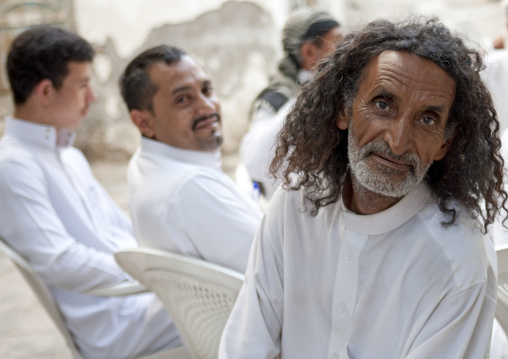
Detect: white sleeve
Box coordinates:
(219, 190, 286, 358)
(0, 159, 128, 292)
(406, 283, 496, 358)
(240, 100, 294, 184)
(166, 173, 263, 273)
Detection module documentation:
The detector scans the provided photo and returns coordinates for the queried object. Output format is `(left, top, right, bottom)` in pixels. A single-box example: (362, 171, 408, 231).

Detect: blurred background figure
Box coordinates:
(492, 0, 508, 49)
(482, 0, 508, 136)
(240, 8, 342, 200)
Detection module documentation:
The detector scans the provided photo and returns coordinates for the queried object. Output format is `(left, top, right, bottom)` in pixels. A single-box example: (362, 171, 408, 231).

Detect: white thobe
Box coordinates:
(128, 137, 262, 273)
(0, 117, 180, 359)
(220, 183, 498, 359)
(239, 100, 294, 199)
(240, 69, 312, 200)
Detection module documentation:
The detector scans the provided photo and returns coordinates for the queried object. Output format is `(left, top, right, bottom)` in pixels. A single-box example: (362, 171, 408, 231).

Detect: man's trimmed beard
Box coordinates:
(198, 131, 223, 151)
(347, 129, 430, 198)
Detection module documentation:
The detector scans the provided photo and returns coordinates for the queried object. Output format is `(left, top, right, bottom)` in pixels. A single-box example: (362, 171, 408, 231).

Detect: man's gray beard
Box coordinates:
(347, 130, 430, 198)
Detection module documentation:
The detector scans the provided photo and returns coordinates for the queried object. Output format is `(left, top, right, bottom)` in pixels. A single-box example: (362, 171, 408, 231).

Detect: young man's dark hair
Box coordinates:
(7, 25, 94, 104)
(119, 45, 186, 112)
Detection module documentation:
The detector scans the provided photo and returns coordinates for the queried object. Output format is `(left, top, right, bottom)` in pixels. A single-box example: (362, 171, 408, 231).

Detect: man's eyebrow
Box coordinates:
(373, 87, 397, 101)
(374, 87, 447, 114)
(426, 105, 446, 113)
(171, 85, 192, 96)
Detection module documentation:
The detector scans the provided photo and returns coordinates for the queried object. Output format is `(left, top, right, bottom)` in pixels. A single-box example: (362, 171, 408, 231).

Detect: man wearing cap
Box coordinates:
(239, 8, 343, 199)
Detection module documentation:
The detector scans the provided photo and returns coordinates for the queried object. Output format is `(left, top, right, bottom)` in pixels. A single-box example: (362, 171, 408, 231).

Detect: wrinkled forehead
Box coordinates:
(358, 50, 456, 99)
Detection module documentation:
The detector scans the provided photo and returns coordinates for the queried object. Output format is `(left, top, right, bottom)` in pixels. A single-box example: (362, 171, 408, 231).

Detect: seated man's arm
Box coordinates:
(0, 159, 129, 293)
(406, 276, 496, 358)
(166, 172, 263, 273)
(219, 191, 285, 359)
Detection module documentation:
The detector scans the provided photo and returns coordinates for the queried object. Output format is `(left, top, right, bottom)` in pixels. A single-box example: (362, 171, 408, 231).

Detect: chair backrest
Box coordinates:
(0, 237, 85, 359)
(115, 248, 245, 359)
(497, 244, 508, 336)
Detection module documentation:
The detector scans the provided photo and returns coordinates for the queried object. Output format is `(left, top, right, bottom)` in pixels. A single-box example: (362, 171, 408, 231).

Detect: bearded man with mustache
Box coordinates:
(120, 46, 262, 274)
(220, 17, 508, 359)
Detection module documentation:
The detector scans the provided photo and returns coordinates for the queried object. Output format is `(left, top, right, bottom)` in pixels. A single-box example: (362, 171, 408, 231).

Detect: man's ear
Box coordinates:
(130, 109, 155, 138)
(33, 79, 54, 105)
(434, 136, 454, 161)
(336, 109, 349, 130)
(300, 42, 320, 70)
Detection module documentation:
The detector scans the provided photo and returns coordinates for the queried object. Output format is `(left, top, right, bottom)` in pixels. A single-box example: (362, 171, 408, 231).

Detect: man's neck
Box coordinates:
(14, 105, 55, 128)
(342, 175, 403, 215)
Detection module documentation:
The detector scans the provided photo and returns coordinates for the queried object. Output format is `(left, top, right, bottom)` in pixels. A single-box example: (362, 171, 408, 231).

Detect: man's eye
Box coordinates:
(203, 87, 213, 96)
(176, 96, 187, 104)
(421, 116, 436, 126)
(375, 100, 389, 110)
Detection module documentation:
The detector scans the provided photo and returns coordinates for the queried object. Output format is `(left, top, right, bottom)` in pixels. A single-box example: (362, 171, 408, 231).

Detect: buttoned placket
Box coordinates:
(328, 211, 368, 359)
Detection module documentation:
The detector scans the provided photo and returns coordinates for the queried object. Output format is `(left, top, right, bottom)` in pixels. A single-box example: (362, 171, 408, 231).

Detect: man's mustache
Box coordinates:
(192, 113, 221, 130)
(361, 141, 420, 168)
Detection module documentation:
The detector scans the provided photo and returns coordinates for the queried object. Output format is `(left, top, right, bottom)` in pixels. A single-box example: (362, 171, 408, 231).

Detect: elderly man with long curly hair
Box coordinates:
(220, 17, 508, 359)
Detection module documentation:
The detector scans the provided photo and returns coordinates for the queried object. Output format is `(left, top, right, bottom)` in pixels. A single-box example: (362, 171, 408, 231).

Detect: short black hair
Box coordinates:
(7, 26, 94, 105)
(119, 45, 187, 112)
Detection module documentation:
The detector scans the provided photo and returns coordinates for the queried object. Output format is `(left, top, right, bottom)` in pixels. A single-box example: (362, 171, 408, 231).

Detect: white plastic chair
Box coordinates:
(114, 248, 245, 359)
(0, 237, 190, 359)
(497, 244, 508, 336)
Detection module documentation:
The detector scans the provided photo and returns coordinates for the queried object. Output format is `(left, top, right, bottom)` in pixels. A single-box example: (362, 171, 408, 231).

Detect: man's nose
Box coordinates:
(196, 94, 217, 116)
(86, 85, 96, 104)
(384, 116, 412, 156)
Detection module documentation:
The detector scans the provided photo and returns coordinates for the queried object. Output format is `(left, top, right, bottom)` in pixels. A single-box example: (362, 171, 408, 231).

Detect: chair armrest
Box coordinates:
(84, 280, 148, 297)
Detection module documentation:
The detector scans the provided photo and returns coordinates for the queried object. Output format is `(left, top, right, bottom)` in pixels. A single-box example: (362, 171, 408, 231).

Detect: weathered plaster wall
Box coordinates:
(0, 0, 505, 162)
(74, 1, 277, 160)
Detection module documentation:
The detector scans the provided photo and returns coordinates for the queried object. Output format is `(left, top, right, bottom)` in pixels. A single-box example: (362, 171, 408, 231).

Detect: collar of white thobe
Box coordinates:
(139, 136, 222, 170)
(339, 182, 433, 236)
(4, 116, 76, 150)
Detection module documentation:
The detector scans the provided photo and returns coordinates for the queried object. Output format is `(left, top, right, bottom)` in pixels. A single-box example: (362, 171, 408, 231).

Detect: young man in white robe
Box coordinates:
(0, 27, 181, 359)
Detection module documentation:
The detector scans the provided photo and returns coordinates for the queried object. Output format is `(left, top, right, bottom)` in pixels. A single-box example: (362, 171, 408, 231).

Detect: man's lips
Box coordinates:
(370, 153, 412, 171)
(193, 114, 220, 131)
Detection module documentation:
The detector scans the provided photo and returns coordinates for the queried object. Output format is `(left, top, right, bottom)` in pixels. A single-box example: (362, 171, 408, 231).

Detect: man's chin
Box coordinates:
(197, 134, 223, 151)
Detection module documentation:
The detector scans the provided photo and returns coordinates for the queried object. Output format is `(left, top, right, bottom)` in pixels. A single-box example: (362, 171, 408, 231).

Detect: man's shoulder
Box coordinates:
(251, 71, 299, 118)
(130, 153, 226, 200)
(265, 187, 332, 224)
(253, 88, 291, 115)
(414, 201, 494, 290)
(0, 136, 39, 171)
